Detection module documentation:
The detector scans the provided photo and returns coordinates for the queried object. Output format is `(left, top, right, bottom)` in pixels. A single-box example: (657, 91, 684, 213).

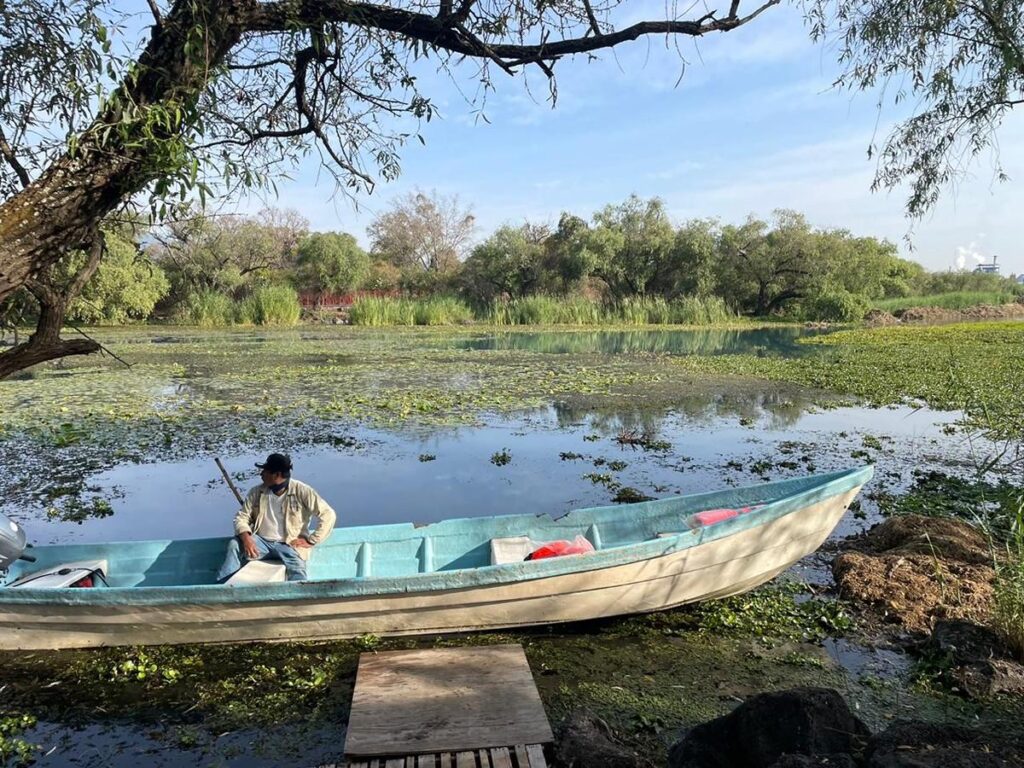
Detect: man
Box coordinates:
(217, 453, 337, 582)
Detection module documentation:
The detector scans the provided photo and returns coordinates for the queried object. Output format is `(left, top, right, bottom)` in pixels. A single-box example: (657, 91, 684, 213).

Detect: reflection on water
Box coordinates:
(448, 327, 830, 355)
(10, 399, 967, 550)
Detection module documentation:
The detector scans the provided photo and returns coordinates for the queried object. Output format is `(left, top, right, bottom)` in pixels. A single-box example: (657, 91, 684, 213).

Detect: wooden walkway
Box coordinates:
(338, 645, 552, 768)
(345, 744, 547, 767)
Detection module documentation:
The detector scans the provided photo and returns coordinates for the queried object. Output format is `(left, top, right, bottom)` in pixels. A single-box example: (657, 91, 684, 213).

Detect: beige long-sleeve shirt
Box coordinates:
(232, 479, 337, 560)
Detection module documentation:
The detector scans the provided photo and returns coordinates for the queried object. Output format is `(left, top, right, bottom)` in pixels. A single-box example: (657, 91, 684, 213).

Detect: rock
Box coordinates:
(554, 709, 650, 768)
(866, 720, 1024, 767)
(832, 516, 994, 634)
(929, 619, 1024, 698)
(667, 687, 869, 768)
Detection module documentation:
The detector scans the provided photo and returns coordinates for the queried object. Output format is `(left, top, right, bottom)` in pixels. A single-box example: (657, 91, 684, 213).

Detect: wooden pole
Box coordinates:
(215, 457, 245, 506)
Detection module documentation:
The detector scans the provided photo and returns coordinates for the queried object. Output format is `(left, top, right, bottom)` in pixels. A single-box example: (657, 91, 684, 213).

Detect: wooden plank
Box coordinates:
(490, 748, 512, 768)
(417, 756, 434, 768)
(406, 758, 416, 768)
(513, 746, 529, 768)
(477, 750, 491, 768)
(349, 762, 368, 768)
(525, 745, 546, 768)
(345, 645, 553, 756)
(455, 752, 476, 768)
(385, 759, 404, 768)
(439, 753, 452, 768)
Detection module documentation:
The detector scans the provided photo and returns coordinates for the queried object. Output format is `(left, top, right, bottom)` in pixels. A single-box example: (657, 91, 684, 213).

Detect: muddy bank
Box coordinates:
(864, 302, 1024, 326)
(832, 514, 994, 635)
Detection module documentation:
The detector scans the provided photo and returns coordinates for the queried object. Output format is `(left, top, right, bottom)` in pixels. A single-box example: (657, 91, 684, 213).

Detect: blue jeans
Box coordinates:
(217, 535, 308, 582)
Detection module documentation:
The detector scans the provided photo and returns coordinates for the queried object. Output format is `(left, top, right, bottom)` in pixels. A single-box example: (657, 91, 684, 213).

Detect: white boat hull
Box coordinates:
(0, 488, 858, 650)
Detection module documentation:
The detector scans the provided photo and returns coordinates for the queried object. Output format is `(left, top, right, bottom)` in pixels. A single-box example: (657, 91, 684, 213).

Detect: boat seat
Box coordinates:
(490, 536, 535, 565)
(225, 560, 287, 585)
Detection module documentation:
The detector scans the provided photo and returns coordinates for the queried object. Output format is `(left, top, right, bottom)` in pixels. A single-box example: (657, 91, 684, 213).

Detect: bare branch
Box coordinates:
(146, 0, 162, 27)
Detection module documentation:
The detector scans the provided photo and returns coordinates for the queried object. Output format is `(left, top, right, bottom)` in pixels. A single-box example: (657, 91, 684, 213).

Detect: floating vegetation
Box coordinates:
(612, 487, 653, 504)
(418, 454, 436, 462)
(489, 448, 512, 466)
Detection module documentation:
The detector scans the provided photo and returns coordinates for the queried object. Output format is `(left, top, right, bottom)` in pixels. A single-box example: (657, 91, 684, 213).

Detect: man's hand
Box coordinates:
(289, 537, 312, 549)
(240, 532, 259, 559)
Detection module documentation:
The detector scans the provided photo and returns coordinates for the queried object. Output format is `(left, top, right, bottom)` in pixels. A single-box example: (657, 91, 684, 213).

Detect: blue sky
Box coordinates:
(231, 2, 1024, 276)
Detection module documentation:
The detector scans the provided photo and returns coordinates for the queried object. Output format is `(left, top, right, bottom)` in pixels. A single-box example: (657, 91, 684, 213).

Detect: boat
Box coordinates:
(0, 466, 872, 650)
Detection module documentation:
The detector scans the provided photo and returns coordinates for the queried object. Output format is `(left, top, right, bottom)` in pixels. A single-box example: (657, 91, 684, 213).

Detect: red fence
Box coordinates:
(298, 290, 402, 309)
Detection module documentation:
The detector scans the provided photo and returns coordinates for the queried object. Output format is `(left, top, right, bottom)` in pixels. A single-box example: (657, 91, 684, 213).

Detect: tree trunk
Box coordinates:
(0, 0, 246, 306)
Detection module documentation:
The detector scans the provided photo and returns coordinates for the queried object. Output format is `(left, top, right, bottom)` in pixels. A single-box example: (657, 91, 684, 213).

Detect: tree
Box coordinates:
(67, 232, 170, 324)
(660, 218, 720, 299)
(460, 224, 546, 303)
(0, 0, 778, 376)
(807, 1, 1024, 217)
(295, 232, 370, 301)
(543, 214, 598, 294)
(717, 210, 821, 315)
(368, 191, 475, 276)
(589, 196, 676, 299)
(150, 209, 308, 306)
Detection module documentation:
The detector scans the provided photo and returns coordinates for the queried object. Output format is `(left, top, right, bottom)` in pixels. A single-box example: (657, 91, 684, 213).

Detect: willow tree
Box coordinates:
(0, 0, 778, 377)
(808, 0, 1024, 218)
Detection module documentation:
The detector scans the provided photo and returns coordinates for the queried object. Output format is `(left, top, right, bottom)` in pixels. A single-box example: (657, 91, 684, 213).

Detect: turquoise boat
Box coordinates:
(0, 466, 872, 650)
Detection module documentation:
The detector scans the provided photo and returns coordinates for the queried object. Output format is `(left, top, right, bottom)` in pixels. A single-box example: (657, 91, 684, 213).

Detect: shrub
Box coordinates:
(239, 284, 301, 326)
(174, 290, 235, 327)
(803, 289, 870, 322)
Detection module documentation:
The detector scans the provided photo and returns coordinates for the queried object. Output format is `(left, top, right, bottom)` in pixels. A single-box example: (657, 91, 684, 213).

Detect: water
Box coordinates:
(446, 326, 831, 356)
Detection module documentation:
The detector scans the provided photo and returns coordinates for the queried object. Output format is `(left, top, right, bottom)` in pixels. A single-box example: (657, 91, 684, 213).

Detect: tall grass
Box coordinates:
(874, 291, 1018, 313)
(349, 296, 473, 326)
(238, 284, 301, 326)
(487, 295, 734, 325)
(486, 296, 603, 325)
(993, 496, 1024, 660)
(174, 290, 235, 327)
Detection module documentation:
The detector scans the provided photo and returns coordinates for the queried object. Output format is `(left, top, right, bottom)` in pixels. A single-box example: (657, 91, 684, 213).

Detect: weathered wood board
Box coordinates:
(344, 644, 553, 757)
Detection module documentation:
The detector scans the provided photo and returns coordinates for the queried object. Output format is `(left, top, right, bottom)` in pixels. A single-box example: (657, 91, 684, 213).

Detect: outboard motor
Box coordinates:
(1, 511, 108, 588)
(0, 511, 33, 572)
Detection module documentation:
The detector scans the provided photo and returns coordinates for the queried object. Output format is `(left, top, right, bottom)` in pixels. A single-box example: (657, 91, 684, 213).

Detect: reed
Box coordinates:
(874, 291, 1017, 312)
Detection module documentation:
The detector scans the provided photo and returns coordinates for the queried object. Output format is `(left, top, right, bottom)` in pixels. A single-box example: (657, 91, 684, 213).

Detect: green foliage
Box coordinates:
(589, 195, 676, 299)
(174, 289, 235, 327)
(348, 296, 473, 326)
(807, 0, 1024, 217)
(874, 291, 1019, 313)
(693, 583, 854, 644)
(238, 284, 301, 326)
(461, 224, 546, 303)
(0, 714, 38, 767)
(490, 448, 512, 466)
(486, 295, 602, 325)
(67, 231, 170, 324)
(800, 289, 870, 322)
(295, 232, 370, 298)
(993, 496, 1024, 660)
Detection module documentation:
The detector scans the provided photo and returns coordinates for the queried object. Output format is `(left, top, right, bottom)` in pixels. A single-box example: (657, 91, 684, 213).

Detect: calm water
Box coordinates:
(446, 326, 831, 355)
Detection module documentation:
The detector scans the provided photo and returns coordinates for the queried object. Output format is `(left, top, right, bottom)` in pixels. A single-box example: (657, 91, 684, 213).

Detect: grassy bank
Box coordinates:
(873, 290, 1021, 313)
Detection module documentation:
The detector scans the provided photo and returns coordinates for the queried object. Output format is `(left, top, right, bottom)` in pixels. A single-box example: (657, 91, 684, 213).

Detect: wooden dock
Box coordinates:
(338, 644, 553, 768)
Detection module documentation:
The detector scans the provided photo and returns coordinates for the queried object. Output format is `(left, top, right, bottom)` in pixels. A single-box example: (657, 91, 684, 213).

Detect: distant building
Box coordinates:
(1017, 274, 1024, 285)
(974, 255, 1000, 274)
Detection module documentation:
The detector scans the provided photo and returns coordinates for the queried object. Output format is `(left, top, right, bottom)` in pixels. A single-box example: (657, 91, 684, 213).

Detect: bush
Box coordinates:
(174, 290, 235, 327)
(413, 296, 474, 325)
(239, 284, 301, 326)
(803, 290, 870, 322)
(874, 290, 1018, 313)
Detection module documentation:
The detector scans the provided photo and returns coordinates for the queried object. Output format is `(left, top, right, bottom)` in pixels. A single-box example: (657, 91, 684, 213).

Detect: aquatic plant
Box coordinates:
(993, 496, 1024, 660)
(238, 284, 302, 326)
(489, 448, 512, 466)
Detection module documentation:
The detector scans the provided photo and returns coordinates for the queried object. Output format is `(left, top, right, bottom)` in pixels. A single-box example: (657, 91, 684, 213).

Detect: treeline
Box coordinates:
(11, 193, 1022, 328)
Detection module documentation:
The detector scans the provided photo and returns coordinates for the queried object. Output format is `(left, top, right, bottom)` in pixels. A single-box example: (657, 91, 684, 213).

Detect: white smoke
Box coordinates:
(955, 243, 984, 271)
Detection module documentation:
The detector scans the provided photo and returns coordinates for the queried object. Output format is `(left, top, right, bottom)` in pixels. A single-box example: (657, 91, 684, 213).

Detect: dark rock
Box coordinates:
(667, 687, 869, 768)
(866, 720, 1024, 767)
(929, 619, 1024, 698)
(554, 709, 650, 768)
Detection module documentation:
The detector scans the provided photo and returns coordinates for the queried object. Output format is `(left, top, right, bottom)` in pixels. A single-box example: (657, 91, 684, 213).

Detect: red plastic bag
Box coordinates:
(525, 534, 596, 561)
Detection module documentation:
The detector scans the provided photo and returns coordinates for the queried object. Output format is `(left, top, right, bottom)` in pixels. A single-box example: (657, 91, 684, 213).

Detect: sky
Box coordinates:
(228, 1, 1024, 276)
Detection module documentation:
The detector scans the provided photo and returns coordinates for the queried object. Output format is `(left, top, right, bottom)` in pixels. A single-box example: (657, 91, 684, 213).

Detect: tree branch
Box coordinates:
(0, 127, 31, 189)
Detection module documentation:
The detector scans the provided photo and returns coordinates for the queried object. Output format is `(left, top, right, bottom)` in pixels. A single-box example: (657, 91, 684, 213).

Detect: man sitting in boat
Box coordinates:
(216, 453, 337, 582)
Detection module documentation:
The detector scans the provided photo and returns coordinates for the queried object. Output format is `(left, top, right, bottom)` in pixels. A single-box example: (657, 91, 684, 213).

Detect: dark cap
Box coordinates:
(255, 453, 292, 474)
